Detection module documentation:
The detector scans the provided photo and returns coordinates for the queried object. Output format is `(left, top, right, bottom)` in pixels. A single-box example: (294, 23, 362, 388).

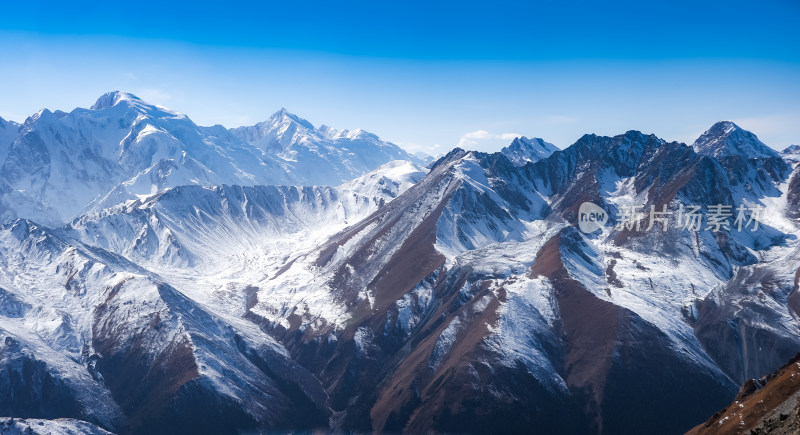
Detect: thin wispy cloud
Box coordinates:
(462, 130, 492, 140)
(498, 132, 523, 140)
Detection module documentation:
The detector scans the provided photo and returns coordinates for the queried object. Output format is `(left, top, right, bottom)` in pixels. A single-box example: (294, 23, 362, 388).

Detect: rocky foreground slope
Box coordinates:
(688, 352, 800, 435)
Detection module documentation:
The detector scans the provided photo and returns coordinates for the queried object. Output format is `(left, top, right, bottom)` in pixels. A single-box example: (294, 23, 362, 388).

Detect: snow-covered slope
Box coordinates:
(230, 109, 420, 186)
(0, 218, 330, 434)
(61, 162, 426, 327)
(66, 161, 425, 268)
(338, 160, 426, 201)
(0, 418, 113, 435)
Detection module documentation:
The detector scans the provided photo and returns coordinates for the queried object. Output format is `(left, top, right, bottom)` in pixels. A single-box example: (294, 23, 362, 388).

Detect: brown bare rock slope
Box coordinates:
(532, 228, 736, 434)
(688, 352, 800, 435)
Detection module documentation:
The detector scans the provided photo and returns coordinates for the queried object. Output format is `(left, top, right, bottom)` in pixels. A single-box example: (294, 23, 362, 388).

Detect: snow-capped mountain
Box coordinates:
(500, 136, 559, 166)
(230, 108, 313, 154)
(0, 92, 419, 225)
(230, 109, 421, 186)
(694, 121, 779, 159)
(237, 125, 797, 434)
(783, 144, 800, 164)
(1, 115, 798, 434)
(693, 121, 790, 202)
(4, 92, 296, 222)
(64, 161, 425, 272)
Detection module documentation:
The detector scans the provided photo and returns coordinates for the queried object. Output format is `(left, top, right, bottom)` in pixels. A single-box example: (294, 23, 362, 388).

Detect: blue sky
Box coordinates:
(1, 0, 798, 153)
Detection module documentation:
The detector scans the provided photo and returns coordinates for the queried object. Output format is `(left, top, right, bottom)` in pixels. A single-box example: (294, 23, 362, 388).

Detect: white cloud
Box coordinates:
(498, 132, 523, 140)
(462, 129, 492, 140)
(458, 137, 478, 148)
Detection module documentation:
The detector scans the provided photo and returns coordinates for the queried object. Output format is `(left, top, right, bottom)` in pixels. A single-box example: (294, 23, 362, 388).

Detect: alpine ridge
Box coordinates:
(501, 136, 559, 166)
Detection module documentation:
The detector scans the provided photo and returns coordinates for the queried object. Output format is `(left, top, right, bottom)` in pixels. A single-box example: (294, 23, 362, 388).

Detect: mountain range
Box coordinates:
(0, 92, 423, 226)
(0, 94, 799, 435)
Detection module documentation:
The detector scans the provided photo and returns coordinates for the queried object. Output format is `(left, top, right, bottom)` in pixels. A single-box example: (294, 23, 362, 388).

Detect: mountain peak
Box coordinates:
(267, 108, 315, 130)
(91, 91, 145, 110)
(782, 144, 800, 163)
(709, 120, 740, 134)
(501, 136, 558, 166)
(693, 121, 778, 159)
(623, 129, 651, 139)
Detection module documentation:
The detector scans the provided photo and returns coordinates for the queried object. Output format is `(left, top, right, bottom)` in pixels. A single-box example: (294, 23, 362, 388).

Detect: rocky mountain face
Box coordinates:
(500, 136, 559, 166)
(241, 128, 796, 434)
(0, 108, 798, 434)
(694, 121, 779, 159)
(0, 92, 418, 225)
(783, 145, 800, 164)
(694, 121, 791, 201)
(688, 352, 800, 435)
(0, 218, 332, 434)
(787, 154, 800, 221)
